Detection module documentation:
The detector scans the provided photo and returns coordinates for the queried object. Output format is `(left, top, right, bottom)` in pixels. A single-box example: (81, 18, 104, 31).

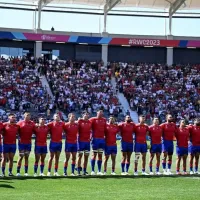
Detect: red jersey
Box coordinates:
(34, 125, 49, 146)
(89, 117, 106, 139)
(176, 127, 189, 148)
(48, 121, 65, 143)
(105, 124, 119, 146)
(2, 122, 19, 144)
(17, 120, 35, 144)
(64, 122, 78, 144)
(134, 124, 149, 144)
(0, 122, 4, 145)
(189, 125, 200, 146)
(160, 122, 177, 141)
(78, 119, 91, 142)
(118, 122, 135, 143)
(148, 124, 162, 144)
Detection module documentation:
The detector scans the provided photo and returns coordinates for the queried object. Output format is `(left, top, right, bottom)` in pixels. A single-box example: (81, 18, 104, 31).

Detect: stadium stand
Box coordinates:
(45, 60, 122, 119)
(0, 56, 52, 122)
(114, 62, 200, 124)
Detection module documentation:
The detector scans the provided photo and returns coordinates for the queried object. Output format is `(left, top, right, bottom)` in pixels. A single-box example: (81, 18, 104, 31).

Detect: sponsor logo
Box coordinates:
(128, 39, 161, 46)
(41, 35, 56, 41)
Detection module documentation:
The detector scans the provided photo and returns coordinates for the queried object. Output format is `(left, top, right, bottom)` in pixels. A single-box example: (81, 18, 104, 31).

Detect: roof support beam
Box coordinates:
(169, 0, 186, 15)
(37, 0, 53, 31)
(103, 0, 121, 32)
(168, 0, 186, 35)
(37, 0, 42, 30)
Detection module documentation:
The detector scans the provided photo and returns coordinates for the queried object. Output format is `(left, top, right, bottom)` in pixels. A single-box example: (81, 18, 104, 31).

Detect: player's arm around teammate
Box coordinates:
(148, 118, 162, 175)
(33, 117, 49, 177)
(77, 112, 91, 175)
(63, 113, 78, 176)
(1, 114, 19, 176)
(119, 115, 135, 175)
(134, 115, 149, 175)
(175, 120, 189, 175)
(103, 117, 119, 175)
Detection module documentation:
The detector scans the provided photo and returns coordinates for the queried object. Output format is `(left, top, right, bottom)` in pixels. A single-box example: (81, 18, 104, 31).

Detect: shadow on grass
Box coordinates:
(1, 174, 200, 180)
(0, 180, 14, 183)
(0, 184, 15, 189)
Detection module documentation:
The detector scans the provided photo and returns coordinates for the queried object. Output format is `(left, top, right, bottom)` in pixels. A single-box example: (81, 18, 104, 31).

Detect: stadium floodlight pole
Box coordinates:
(168, 0, 186, 35)
(103, 0, 121, 32)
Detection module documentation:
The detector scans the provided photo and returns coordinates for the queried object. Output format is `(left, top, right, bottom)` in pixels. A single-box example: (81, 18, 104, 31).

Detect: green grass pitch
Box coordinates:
(1, 140, 200, 200)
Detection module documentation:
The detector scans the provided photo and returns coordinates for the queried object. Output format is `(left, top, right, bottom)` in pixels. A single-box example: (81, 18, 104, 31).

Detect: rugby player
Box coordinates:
(148, 118, 162, 175)
(188, 118, 200, 174)
(0, 121, 3, 163)
(1, 114, 19, 176)
(89, 110, 106, 175)
(47, 113, 65, 176)
(103, 116, 119, 175)
(17, 112, 35, 176)
(134, 115, 149, 175)
(33, 117, 49, 177)
(118, 115, 135, 175)
(175, 120, 189, 175)
(77, 112, 91, 175)
(63, 113, 78, 176)
(160, 114, 177, 175)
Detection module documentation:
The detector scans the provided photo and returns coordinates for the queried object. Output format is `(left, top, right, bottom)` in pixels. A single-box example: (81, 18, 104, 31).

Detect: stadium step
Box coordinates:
(110, 77, 138, 123)
(40, 75, 54, 99)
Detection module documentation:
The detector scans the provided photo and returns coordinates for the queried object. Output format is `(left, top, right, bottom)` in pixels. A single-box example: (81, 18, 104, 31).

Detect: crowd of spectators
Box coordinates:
(0, 56, 52, 122)
(1, 55, 199, 125)
(114, 63, 200, 124)
(45, 60, 121, 118)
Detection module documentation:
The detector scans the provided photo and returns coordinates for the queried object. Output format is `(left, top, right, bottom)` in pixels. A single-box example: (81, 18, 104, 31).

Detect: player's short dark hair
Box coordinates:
(82, 111, 89, 116)
(8, 113, 15, 117)
(24, 112, 31, 116)
(97, 110, 103, 113)
(139, 115, 145, 118)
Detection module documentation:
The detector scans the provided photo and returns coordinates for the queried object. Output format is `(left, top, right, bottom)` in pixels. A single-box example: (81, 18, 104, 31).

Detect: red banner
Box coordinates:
(110, 38, 180, 47)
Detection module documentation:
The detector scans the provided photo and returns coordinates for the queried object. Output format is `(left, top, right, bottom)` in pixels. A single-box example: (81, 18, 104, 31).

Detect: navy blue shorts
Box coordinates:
(18, 143, 31, 152)
(189, 145, 200, 155)
(105, 145, 117, 155)
(65, 143, 77, 153)
(3, 144, 16, 154)
(162, 140, 174, 154)
(121, 141, 133, 152)
(134, 142, 147, 153)
(150, 144, 162, 154)
(0, 144, 2, 153)
(49, 142, 62, 153)
(176, 146, 188, 156)
(78, 141, 90, 152)
(35, 146, 48, 154)
(91, 138, 105, 151)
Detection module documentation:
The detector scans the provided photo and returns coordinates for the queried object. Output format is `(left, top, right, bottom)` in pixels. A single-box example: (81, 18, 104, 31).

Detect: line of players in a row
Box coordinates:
(0, 110, 200, 177)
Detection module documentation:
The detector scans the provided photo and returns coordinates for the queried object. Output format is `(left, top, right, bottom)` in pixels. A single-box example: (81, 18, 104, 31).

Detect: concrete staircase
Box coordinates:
(111, 77, 138, 124)
(40, 75, 68, 120)
(40, 75, 54, 99)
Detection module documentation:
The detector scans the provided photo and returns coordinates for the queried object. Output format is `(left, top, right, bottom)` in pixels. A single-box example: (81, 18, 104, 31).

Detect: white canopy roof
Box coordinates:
(20, 0, 200, 9)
